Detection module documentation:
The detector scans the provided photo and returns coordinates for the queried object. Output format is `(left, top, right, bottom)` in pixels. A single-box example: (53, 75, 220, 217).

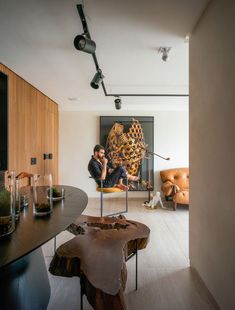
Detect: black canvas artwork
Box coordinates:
(100, 116, 154, 191)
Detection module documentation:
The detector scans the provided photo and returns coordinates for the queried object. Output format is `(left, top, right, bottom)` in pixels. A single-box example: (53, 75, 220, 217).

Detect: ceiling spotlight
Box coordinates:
(74, 34, 96, 54)
(114, 97, 122, 110)
(90, 70, 104, 89)
(158, 47, 171, 62)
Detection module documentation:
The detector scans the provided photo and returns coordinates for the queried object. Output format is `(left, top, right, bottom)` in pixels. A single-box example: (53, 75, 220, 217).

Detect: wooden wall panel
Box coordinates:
(0, 63, 58, 183)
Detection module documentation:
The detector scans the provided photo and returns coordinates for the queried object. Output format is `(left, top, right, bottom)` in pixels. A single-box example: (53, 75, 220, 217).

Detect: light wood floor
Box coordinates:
(43, 197, 216, 310)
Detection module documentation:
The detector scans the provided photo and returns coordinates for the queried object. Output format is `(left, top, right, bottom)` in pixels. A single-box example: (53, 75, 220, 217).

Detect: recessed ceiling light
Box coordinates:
(68, 97, 78, 101)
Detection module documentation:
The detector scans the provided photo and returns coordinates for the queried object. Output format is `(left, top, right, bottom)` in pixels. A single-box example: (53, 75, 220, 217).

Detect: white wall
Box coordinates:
(59, 110, 188, 198)
(189, 1, 235, 309)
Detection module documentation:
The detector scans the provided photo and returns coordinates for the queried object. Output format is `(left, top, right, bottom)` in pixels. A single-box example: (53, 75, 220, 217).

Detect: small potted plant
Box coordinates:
(33, 187, 52, 216)
(32, 174, 53, 217)
(34, 201, 52, 215)
(47, 186, 65, 200)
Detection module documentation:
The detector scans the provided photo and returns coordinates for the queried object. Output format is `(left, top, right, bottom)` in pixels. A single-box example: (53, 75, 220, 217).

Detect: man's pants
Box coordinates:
(98, 166, 127, 188)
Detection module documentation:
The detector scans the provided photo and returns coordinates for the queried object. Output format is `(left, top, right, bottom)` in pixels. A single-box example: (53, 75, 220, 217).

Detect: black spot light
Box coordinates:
(74, 34, 96, 54)
(90, 70, 104, 89)
(114, 97, 122, 110)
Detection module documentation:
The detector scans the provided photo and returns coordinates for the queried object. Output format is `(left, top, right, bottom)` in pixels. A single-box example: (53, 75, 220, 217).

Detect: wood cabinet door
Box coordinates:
(43, 99, 58, 184)
(0, 64, 59, 184)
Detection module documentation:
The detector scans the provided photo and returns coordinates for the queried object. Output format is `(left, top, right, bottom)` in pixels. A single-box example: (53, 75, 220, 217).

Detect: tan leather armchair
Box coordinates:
(160, 168, 189, 211)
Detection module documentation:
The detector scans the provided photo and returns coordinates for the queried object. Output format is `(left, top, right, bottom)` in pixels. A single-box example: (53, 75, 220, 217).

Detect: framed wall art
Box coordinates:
(100, 116, 154, 191)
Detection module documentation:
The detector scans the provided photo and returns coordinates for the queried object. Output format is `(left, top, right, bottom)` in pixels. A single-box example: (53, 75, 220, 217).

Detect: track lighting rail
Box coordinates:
(76, 4, 189, 98)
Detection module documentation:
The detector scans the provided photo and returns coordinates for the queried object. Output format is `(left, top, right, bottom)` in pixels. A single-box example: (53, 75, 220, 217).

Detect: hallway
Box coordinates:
(43, 198, 216, 310)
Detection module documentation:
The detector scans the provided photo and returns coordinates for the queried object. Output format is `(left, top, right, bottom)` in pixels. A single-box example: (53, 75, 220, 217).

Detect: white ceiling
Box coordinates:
(0, 0, 208, 110)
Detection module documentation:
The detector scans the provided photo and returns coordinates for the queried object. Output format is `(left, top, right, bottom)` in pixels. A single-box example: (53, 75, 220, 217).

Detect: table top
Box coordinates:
(0, 185, 88, 268)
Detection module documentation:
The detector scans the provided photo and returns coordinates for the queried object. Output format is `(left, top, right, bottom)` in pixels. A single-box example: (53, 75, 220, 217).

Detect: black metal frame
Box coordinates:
(80, 240, 138, 310)
(76, 4, 189, 98)
(89, 177, 128, 217)
(126, 239, 138, 291)
(99, 178, 128, 217)
(100, 116, 155, 193)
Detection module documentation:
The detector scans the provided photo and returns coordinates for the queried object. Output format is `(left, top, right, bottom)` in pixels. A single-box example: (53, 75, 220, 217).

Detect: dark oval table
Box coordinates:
(0, 185, 88, 310)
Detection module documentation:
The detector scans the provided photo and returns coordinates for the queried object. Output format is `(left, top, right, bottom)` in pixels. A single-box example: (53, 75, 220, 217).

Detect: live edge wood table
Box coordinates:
(0, 186, 88, 310)
(49, 215, 150, 310)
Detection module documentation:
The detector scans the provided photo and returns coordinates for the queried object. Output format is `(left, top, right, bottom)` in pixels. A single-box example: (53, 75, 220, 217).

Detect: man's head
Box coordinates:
(93, 144, 105, 159)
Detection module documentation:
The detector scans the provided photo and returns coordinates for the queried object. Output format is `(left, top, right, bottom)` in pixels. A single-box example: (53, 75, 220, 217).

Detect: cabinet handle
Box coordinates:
(43, 153, 53, 160)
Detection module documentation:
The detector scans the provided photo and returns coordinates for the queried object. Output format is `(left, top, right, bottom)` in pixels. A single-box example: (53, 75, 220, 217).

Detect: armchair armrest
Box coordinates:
(172, 184, 180, 193)
(161, 181, 180, 196)
(161, 181, 174, 196)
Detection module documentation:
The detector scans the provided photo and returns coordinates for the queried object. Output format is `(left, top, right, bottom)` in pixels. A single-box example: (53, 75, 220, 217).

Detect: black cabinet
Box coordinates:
(0, 71, 8, 171)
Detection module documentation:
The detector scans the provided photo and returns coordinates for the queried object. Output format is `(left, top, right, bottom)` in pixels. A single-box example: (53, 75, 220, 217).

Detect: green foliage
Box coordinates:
(47, 186, 62, 197)
(52, 186, 59, 193)
(52, 186, 62, 197)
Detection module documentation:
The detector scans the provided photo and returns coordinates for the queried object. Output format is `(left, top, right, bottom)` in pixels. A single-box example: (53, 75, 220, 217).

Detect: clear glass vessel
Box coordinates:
(32, 174, 53, 217)
(15, 178, 20, 221)
(0, 171, 16, 237)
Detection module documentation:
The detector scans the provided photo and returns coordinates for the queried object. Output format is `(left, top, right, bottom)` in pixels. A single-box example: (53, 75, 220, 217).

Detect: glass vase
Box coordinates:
(0, 171, 16, 237)
(47, 186, 65, 201)
(15, 178, 20, 221)
(32, 174, 53, 217)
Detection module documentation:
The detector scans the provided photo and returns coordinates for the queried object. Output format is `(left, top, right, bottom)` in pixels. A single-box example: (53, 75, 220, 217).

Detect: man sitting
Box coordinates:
(88, 144, 139, 191)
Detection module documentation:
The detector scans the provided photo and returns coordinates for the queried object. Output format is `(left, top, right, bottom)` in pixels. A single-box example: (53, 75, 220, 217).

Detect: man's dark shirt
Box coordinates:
(88, 156, 103, 182)
(88, 156, 126, 188)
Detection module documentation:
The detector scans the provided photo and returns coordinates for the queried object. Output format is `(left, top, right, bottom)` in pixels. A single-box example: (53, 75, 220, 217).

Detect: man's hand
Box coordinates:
(101, 157, 108, 165)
